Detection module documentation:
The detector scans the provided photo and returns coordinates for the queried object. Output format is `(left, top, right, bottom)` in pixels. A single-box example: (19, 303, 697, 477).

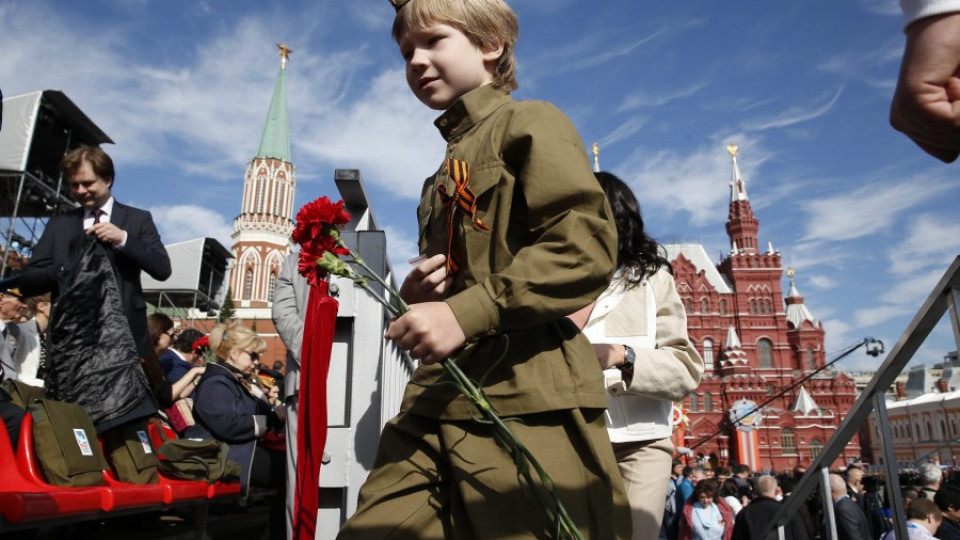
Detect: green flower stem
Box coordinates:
(329, 247, 584, 539)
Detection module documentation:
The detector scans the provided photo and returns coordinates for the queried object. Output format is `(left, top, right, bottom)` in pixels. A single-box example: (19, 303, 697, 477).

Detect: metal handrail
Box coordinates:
(762, 255, 960, 540)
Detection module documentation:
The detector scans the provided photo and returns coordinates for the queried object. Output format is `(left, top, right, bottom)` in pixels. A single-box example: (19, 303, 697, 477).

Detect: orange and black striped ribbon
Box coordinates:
(437, 158, 489, 274)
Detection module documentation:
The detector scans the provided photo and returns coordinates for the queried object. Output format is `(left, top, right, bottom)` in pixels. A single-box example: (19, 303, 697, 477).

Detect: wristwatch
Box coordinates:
(620, 345, 636, 382)
(622, 345, 636, 369)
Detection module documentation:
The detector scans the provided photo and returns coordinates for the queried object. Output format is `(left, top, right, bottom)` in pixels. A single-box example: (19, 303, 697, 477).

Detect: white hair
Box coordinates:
(920, 463, 943, 486)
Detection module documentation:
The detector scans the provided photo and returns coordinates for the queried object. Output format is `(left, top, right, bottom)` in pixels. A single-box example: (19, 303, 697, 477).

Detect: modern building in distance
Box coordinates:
(667, 145, 859, 472)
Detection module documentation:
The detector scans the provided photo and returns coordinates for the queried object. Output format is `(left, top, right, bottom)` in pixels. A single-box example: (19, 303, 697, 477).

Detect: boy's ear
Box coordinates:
(481, 42, 505, 63)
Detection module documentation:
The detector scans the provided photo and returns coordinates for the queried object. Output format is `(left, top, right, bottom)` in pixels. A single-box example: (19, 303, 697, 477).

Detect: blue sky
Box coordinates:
(2, 0, 959, 372)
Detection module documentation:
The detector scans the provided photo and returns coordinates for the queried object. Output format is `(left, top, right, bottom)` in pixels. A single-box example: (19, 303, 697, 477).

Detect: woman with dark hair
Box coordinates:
(579, 171, 704, 540)
(679, 479, 735, 540)
(720, 478, 743, 516)
(144, 313, 203, 410)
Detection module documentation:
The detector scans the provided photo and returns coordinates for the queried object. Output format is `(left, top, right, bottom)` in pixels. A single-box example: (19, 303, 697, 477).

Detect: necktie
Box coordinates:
(93, 208, 104, 224)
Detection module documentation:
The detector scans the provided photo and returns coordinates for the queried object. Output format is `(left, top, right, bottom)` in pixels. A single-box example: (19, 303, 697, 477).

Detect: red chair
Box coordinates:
(0, 413, 103, 523)
(146, 422, 238, 501)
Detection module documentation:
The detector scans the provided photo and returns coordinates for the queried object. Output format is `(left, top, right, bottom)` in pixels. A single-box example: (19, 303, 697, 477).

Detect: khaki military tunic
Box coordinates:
(402, 84, 618, 420)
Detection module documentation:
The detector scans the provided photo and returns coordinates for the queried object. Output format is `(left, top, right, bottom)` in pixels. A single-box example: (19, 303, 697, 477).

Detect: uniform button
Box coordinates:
(439, 118, 448, 127)
(487, 329, 497, 336)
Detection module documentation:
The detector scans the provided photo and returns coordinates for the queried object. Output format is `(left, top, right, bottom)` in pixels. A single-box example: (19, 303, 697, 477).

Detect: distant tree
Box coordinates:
(218, 287, 236, 322)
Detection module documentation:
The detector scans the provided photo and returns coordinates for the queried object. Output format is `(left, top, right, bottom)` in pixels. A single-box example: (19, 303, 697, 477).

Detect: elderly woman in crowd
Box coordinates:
(184, 320, 285, 540)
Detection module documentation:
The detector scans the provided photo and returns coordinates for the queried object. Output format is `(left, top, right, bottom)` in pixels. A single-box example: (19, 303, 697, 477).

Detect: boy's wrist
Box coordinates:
(444, 285, 499, 340)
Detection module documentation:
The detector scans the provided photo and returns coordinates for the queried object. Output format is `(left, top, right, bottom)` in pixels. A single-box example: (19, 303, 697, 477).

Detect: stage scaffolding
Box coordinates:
(0, 90, 113, 277)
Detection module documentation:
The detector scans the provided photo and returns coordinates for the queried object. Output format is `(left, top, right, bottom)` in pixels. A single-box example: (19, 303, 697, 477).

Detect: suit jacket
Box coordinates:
(731, 496, 809, 540)
(834, 496, 873, 540)
(271, 253, 308, 400)
(19, 202, 171, 355)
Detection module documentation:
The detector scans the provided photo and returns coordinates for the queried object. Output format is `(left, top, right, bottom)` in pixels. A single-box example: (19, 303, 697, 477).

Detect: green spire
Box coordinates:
(256, 46, 291, 162)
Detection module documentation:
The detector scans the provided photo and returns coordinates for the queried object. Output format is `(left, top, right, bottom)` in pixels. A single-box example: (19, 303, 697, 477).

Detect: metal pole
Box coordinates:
(876, 393, 909, 540)
(950, 287, 960, 352)
(821, 467, 838, 540)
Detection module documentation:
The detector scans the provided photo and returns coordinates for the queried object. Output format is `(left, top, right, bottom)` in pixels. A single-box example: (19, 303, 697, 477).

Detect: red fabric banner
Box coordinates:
(293, 281, 338, 540)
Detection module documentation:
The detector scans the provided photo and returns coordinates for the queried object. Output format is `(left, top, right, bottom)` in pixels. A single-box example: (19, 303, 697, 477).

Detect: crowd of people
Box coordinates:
(648, 461, 960, 540)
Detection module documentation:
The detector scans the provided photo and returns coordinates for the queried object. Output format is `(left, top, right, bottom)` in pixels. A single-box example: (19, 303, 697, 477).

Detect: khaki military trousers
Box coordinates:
(337, 409, 631, 540)
(612, 438, 674, 540)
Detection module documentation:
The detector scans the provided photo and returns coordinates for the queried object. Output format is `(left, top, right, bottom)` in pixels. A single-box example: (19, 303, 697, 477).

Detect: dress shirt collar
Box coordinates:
(434, 84, 511, 142)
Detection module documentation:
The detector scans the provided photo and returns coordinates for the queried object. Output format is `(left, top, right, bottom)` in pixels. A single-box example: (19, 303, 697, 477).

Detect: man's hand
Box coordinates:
(385, 301, 466, 365)
(399, 254, 453, 304)
(890, 12, 960, 162)
(86, 222, 127, 246)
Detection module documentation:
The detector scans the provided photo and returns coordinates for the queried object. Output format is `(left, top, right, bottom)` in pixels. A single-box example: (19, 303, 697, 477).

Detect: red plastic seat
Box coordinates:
(0, 413, 103, 523)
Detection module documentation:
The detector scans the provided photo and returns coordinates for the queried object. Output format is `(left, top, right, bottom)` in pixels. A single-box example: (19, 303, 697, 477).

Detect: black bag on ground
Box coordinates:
(28, 398, 108, 487)
(156, 436, 241, 483)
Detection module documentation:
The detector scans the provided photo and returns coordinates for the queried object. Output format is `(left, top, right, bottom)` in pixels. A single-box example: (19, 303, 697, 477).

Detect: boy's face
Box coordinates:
(399, 22, 502, 110)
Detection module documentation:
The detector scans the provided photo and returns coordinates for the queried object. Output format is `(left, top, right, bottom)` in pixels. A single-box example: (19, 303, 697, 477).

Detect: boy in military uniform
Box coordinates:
(337, 0, 630, 537)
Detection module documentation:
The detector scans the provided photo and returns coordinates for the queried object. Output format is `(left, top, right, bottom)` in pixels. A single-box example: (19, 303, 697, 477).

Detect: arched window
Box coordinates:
(244, 267, 254, 299)
(806, 349, 816, 370)
(927, 421, 933, 438)
(256, 174, 266, 213)
(719, 299, 727, 314)
(757, 339, 773, 368)
(942, 420, 947, 439)
(701, 298, 710, 313)
(689, 393, 699, 412)
(781, 429, 796, 454)
(702, 339, 714, 371)
(704, 393, 713, 412)
(810, 439, 823, 460)
(273, 183, 282, 216)
(750, 299, 758, 314)
(684, 298, 693, 313)
(267, 272, 277, 302)
(765, 299, 773, 314)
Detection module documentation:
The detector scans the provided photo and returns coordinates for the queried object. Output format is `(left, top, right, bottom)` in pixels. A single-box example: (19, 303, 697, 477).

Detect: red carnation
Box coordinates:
(292, 197, 352, 286)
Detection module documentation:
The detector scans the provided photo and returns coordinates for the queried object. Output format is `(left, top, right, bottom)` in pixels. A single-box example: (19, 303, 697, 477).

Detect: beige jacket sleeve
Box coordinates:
(625, 271, 704, 402)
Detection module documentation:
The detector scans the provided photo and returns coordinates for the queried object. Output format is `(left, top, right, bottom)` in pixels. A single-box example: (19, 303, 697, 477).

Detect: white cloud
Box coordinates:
(296, 69, 444, 201)
(616, 133, 769, 226)
(801, 176, 954, 242)
(888, 214, 960, 275)
(808, 274, 838, 290)
(618, 79, 711, 112)
(858, 0, 901, 16)
(150, 204, 234, 248)
(854, 305, 912, 328)
(742, 86, 844, 131)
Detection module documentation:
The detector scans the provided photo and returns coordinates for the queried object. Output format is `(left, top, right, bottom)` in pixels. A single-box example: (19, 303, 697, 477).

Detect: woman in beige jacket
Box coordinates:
(582, 171, 704, 540)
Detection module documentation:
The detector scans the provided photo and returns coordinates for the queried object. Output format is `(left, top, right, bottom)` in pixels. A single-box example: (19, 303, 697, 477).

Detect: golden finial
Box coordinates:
(726, 144, 738, 158)
(591, 142, 601, 173)
(786, 267, 795, 279)
(277, 43, 293, 70)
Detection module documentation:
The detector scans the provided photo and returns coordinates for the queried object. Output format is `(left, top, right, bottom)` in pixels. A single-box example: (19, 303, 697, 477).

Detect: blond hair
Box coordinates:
(209, 320, 266, 363)
(392, 0, 519, 91)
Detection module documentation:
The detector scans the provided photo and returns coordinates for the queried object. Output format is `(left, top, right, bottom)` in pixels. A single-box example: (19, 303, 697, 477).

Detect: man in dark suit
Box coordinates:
(19, 146, 171, 356)
(830, 473, 873, 540)
(732, 475, 809, 540)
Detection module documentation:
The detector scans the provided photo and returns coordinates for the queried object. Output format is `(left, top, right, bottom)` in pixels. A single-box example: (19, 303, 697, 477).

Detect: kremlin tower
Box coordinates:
(227, 44, 296, 314)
